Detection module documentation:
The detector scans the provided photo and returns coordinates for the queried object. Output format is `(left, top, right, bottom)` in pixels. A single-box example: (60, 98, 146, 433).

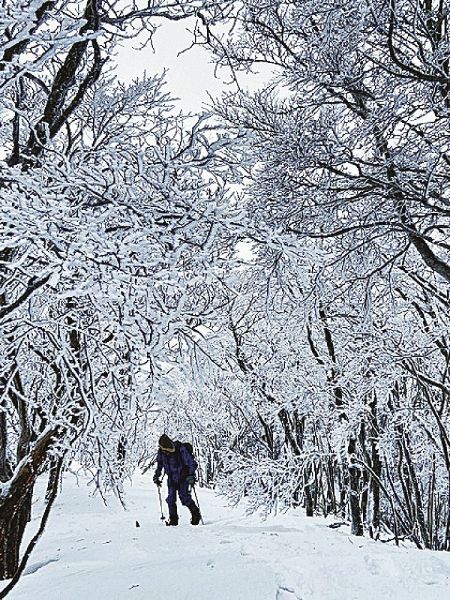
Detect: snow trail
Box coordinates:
(6, 473, 450, 600)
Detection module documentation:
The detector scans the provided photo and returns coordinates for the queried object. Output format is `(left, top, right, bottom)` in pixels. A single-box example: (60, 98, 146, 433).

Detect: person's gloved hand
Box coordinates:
(186, 474, 196, 486)
(153, 474, 162, 487)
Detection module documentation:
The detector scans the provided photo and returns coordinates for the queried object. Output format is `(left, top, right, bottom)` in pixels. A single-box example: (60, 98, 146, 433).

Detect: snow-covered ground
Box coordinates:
(6, 473, 450, 600)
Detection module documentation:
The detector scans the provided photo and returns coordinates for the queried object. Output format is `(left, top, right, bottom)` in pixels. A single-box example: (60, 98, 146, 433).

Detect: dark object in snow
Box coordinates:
(135, 521, 140, 528)
(192, 486, 204, 525)
(153, 435, 201, 526)
(329, 522, 347, 529)
(190, 504, 201, 526)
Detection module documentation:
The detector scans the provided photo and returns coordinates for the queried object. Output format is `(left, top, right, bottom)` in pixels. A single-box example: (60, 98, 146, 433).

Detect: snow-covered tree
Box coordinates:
(206, 0, 450, 283)
(178, 0, 450, 543)
(0, 0, 238, 583)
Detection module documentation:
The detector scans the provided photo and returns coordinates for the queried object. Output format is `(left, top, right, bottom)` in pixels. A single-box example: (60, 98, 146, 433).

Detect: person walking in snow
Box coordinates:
(153, 434, 201, 526)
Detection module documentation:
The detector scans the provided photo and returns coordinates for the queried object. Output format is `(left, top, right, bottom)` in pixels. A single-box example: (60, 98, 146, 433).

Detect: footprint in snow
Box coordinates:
(276, 585, 302, 600)
(23, 558, 59, 576)
(364, 554, 380, 575)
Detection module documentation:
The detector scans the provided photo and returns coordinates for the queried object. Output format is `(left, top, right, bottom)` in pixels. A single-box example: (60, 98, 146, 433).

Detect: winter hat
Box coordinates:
(159, 434, 175, 453)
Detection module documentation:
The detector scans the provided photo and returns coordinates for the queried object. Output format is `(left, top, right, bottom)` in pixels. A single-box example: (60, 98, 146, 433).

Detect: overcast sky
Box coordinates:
(114, 20, 230, 113)
(114, 18, 274, 115)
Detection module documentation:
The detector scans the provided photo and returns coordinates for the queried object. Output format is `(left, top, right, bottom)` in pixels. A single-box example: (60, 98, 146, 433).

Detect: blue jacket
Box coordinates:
(155, 442, 197, 484)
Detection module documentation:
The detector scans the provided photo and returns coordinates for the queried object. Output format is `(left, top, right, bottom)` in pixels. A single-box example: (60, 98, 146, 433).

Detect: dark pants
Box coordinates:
(166, 479, 195, 517)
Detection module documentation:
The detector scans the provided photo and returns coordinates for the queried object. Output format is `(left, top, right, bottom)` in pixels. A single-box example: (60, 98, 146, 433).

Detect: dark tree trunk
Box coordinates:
(0, 411, 12, 482)
(304, 467, 314, 517)
(339, 464, 347, 519)
(348, 438, 364, 536)
(0, 428, 56, 580)
(368, 393, 381, 535)
(325, 457, 338, 514)
(45, 460, 61, 502)
(358, 421, 369, 523)
(370, 452, 382, 534)
(0, 486, 33, 580)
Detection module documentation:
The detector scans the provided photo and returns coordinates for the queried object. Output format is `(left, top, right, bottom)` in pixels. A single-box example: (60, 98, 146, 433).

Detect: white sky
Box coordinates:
(114, 20, 232, 113)
(114, 19, 273, 114)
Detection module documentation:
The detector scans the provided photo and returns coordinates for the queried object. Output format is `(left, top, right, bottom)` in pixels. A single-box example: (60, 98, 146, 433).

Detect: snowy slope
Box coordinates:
(6, 473, 450, 600)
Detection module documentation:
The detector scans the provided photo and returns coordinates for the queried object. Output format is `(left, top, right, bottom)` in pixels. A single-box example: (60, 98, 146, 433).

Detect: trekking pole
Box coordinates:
(192, 485, 205, 525)
(157, 481, 165, 522)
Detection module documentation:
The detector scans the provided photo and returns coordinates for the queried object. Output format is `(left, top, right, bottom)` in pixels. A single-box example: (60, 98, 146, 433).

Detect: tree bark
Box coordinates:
(0, 412, 12, 483)
(0, 486, 33, 580)
(348, 438, 364, 536)
(0, 428, 56, 580)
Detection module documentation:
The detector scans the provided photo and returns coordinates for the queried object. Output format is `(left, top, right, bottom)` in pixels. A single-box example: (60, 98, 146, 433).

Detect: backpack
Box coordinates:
(175, 440, 194, 458)
(175, 441, 198, 480)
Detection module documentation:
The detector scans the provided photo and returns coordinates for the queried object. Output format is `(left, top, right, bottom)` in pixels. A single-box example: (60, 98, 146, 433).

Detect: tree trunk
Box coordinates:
(45, 460, 61, 502)
(0, 486, 33, 580)
(371, 451, 381, 534)
(0, 411, 12, 482)
(0, 427, 56, 580)
(369, 393, 381, 534)
(348, 438, 364, 536)
(304, 467, 314, 517)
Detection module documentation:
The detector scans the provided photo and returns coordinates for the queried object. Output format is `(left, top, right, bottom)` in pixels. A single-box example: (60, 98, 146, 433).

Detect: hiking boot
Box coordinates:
(191, 512, 201, 526)
(166, 505, 178, 526)
(189, 505, 201, 526)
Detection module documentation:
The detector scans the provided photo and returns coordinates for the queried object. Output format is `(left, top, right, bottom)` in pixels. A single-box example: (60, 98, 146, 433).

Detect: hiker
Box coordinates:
(153, 434, 201, 526)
